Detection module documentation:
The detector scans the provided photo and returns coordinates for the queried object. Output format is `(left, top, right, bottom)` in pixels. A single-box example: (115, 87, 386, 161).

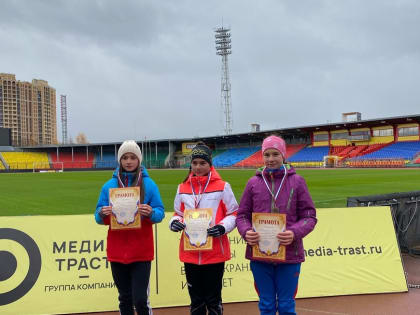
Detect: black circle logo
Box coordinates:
(0, 228, 42, 306)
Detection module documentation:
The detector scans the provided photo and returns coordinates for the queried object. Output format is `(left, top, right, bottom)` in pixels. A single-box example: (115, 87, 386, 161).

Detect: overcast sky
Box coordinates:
(1, 0, 420, 143)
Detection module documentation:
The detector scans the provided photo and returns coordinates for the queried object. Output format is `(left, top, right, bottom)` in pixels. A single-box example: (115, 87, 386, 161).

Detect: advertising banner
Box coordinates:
(181, 143, 198, 155)
(0, 207, 407, 314)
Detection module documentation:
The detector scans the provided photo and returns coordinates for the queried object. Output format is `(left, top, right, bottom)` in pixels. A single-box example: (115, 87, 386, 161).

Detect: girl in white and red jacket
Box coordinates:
(169, 142, 238, 315)
(95, 140, 164, 315)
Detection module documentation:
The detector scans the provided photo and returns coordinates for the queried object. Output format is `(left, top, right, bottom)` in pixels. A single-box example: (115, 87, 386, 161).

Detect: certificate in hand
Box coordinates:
(109, 187, 141, 230)
(252, 212, 286, 261)
(183, 208, 213, 251)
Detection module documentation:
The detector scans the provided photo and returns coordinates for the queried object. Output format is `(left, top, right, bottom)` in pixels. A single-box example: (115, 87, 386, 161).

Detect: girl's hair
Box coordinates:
(119, 164, 142, 187)
(183, 166, 192, 183)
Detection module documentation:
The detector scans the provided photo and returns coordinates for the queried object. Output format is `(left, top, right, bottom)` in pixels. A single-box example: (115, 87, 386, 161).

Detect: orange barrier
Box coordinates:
(347, 159, 405, 168)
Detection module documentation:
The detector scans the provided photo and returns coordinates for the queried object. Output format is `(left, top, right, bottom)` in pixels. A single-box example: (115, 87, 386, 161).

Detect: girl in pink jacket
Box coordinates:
(236, 136, 317, 315)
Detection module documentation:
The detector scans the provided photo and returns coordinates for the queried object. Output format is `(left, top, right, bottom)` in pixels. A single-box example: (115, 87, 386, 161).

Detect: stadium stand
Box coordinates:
(330, 146, 351, 157)
(329, 143, 390, 160)
(50, 152, 95, 169)
(212, 146, 260, 167)
(2, 152, 50, 170)
(288, 146, 329, 162)
(234, 150, 263, 168)
(233, 144, 306, 168)
(95, 151, 169, 169)
(94, 152, 118, 169)
(212, 149, 227, 158)
(358, 143, 389, 156)
(354, 141, 420, 160)
(143, 152, 168, 168)
(174, 150, 189, 168)
(1, 120, 417, 171)
(414, 152, 420, 164)
(347, 145, 368, 158)
(286, 144, 307, 158)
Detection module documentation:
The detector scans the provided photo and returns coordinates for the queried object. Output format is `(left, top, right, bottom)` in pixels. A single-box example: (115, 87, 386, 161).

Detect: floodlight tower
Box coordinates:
(60, 95, 68, 144)
(215, 26, 233, 135)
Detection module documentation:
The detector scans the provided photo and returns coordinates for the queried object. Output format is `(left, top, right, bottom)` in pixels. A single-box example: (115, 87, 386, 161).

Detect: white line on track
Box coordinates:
(314, 198, 346, 203)
(296, 307, 349, 315)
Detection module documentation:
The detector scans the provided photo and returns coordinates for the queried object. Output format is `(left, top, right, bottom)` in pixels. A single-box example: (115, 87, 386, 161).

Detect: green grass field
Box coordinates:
(1, 168, 420, 216)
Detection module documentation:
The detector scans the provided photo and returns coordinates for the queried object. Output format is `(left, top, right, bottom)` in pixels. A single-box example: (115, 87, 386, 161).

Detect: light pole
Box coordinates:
(215, 27, 233, 135)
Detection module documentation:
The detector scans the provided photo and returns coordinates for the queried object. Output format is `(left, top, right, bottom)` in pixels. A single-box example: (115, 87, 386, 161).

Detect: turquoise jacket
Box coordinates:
(94, 167, 165, 263)
(95, 167, 164, 224)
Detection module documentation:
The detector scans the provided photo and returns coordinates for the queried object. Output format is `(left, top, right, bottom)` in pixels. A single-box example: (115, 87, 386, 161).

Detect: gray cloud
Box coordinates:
(1, 0, 420, 142)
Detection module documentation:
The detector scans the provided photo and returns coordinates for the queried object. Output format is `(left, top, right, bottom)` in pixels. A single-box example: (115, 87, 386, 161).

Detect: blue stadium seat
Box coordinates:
(213, 147, 260, 167)
(288, 146, 330, 162)
(354, 141, 420, 160)
(95, 152, 118, 168)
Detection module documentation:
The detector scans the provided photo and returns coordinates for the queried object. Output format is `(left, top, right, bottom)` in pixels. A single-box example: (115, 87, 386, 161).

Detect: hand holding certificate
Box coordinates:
(183, 208, 213, 251)
(109, 187, 141, 230)
(252, 213, 286, 261)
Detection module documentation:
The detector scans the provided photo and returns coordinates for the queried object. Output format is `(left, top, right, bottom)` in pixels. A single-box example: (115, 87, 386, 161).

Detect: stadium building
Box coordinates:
(0, 113, 419, 172)
(0, 73, 57, 147)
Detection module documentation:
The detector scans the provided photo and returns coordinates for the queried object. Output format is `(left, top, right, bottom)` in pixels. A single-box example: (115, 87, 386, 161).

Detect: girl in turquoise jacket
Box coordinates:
(95, 140, 164, 315)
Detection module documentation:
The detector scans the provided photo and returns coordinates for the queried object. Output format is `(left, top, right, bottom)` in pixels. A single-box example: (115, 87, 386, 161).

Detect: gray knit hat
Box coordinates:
(118, 140, 142, 164)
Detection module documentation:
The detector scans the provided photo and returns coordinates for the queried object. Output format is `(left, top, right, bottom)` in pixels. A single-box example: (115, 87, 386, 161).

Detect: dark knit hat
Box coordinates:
(191, 143, 212, 166)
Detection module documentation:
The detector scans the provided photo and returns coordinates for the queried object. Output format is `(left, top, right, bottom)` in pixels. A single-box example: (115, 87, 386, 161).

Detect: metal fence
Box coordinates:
(347, 191, 420, 256)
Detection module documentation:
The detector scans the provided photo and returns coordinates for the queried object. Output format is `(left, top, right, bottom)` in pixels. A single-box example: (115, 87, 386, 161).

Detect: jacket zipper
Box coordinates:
(219, 238, 224, 255)
(286, 188, 294, 212)
(270, 173, 277, 212)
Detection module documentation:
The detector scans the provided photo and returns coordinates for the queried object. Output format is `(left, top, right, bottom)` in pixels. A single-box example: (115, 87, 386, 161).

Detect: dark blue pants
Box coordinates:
(110, 261, 151, 315)
(251, 261, 301, 315)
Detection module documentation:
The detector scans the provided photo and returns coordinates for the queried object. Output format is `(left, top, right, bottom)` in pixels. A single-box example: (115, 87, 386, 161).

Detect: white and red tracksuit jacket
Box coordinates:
(170, 167, 238, 265)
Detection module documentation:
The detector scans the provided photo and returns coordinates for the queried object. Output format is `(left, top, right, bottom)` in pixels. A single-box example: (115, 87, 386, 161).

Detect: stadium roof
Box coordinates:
(190, 113, 420, 144)
(291, 113, 420, 133)
(20, 113, 420, 149)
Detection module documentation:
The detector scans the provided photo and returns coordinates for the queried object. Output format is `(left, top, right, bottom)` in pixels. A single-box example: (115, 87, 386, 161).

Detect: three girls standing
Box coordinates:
(95, 137, 316, 315)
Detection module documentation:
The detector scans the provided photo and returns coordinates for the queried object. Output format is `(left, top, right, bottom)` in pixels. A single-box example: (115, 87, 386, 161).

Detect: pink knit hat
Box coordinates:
(262, 136, 286, 157)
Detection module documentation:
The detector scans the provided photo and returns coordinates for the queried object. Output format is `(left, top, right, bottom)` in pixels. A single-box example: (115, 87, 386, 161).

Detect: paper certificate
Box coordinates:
(183, 208, 213, 251)
(109, 187, 141, 230)
(252, 213, 286, 261)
